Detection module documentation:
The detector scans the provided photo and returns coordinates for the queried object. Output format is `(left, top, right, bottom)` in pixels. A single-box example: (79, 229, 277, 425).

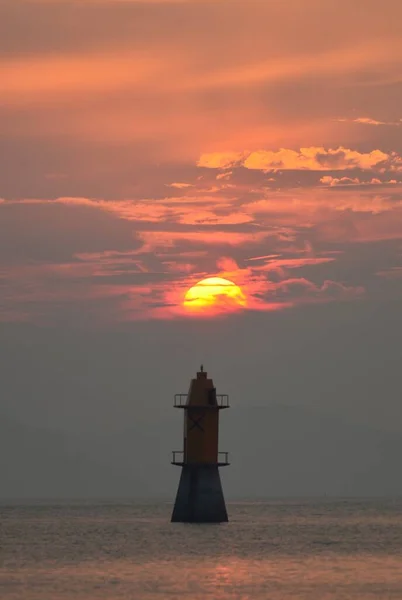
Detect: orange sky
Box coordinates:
(0, 0, 401, 323)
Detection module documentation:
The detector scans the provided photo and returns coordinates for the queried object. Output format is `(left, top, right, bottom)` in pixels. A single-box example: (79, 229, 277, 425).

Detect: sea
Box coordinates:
(1, 498, 402, 599)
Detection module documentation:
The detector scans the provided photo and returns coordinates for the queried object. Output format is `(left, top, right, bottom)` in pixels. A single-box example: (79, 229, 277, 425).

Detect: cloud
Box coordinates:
(178, 210, 253, 226)
(134, 230, 269, 254)
(377, 267, 402, 279)
(320, 176, 361, 186)
(166, 182, 194, 189)
(216, 171, 233, 181)
(1, 158, 402, 324)
(197, 152, 245, 170)
(268, 277, 364, 303)
(246, 185, 402, 212)
(255, 257, 336, 271)
(338, 117, 402, 127)
(0, 190, 375, 323)
(199, 147, 395, 172)
(320, 176, 398, 187)
(3, 196, 185, 223)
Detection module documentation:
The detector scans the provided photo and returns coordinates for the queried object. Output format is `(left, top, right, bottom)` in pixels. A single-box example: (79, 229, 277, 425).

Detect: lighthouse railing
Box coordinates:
(174, 394, 230, 408)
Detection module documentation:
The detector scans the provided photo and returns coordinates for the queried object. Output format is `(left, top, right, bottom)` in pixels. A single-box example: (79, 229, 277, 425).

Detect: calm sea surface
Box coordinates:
(1, 499, 402, 599)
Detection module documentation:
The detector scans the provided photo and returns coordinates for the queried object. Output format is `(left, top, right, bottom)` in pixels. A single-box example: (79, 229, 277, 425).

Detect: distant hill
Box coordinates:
(1, 406, 402, 499)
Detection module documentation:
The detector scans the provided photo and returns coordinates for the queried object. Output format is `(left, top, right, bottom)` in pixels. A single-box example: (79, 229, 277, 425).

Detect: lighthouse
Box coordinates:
(171, 366, 229, 523)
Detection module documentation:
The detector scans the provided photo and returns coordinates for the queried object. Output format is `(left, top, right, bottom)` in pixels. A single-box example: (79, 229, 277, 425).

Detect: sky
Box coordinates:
(1, 0, 402, 497)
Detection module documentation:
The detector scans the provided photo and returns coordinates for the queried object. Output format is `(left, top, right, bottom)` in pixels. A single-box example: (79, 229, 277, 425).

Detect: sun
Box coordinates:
(183, 277, 247, 313)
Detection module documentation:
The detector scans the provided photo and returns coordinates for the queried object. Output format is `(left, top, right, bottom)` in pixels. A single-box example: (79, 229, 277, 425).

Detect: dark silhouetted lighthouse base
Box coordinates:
(171, 464, 228, 523)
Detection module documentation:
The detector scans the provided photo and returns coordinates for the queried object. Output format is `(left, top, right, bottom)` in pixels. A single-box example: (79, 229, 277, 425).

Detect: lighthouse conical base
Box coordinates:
(171, 465, 228, 523)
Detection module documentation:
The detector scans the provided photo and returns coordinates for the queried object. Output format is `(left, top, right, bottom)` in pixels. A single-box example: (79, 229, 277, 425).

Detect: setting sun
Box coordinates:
(183, 277, 247, 313)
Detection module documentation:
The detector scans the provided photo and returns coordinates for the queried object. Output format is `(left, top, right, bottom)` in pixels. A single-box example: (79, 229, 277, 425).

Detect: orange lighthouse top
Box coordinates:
(186, 365, 218, 408)
(172, 366, 229, 467)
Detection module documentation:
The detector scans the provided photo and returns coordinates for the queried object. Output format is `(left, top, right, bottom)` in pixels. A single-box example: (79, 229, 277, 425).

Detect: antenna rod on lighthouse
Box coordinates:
(171, 366, 230, 523)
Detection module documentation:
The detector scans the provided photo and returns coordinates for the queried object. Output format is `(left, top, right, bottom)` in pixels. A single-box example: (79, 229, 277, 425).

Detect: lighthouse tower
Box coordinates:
(171, 366, 229, 523)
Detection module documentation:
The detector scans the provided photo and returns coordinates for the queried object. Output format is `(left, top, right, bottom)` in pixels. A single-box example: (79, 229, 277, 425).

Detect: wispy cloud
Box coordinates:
(320, 176, 398, 187)
(2, 181, 401, 324)
(338, 117, 402, 127)
(198, 147, 401, 172)
(166, 182, 194, 189)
